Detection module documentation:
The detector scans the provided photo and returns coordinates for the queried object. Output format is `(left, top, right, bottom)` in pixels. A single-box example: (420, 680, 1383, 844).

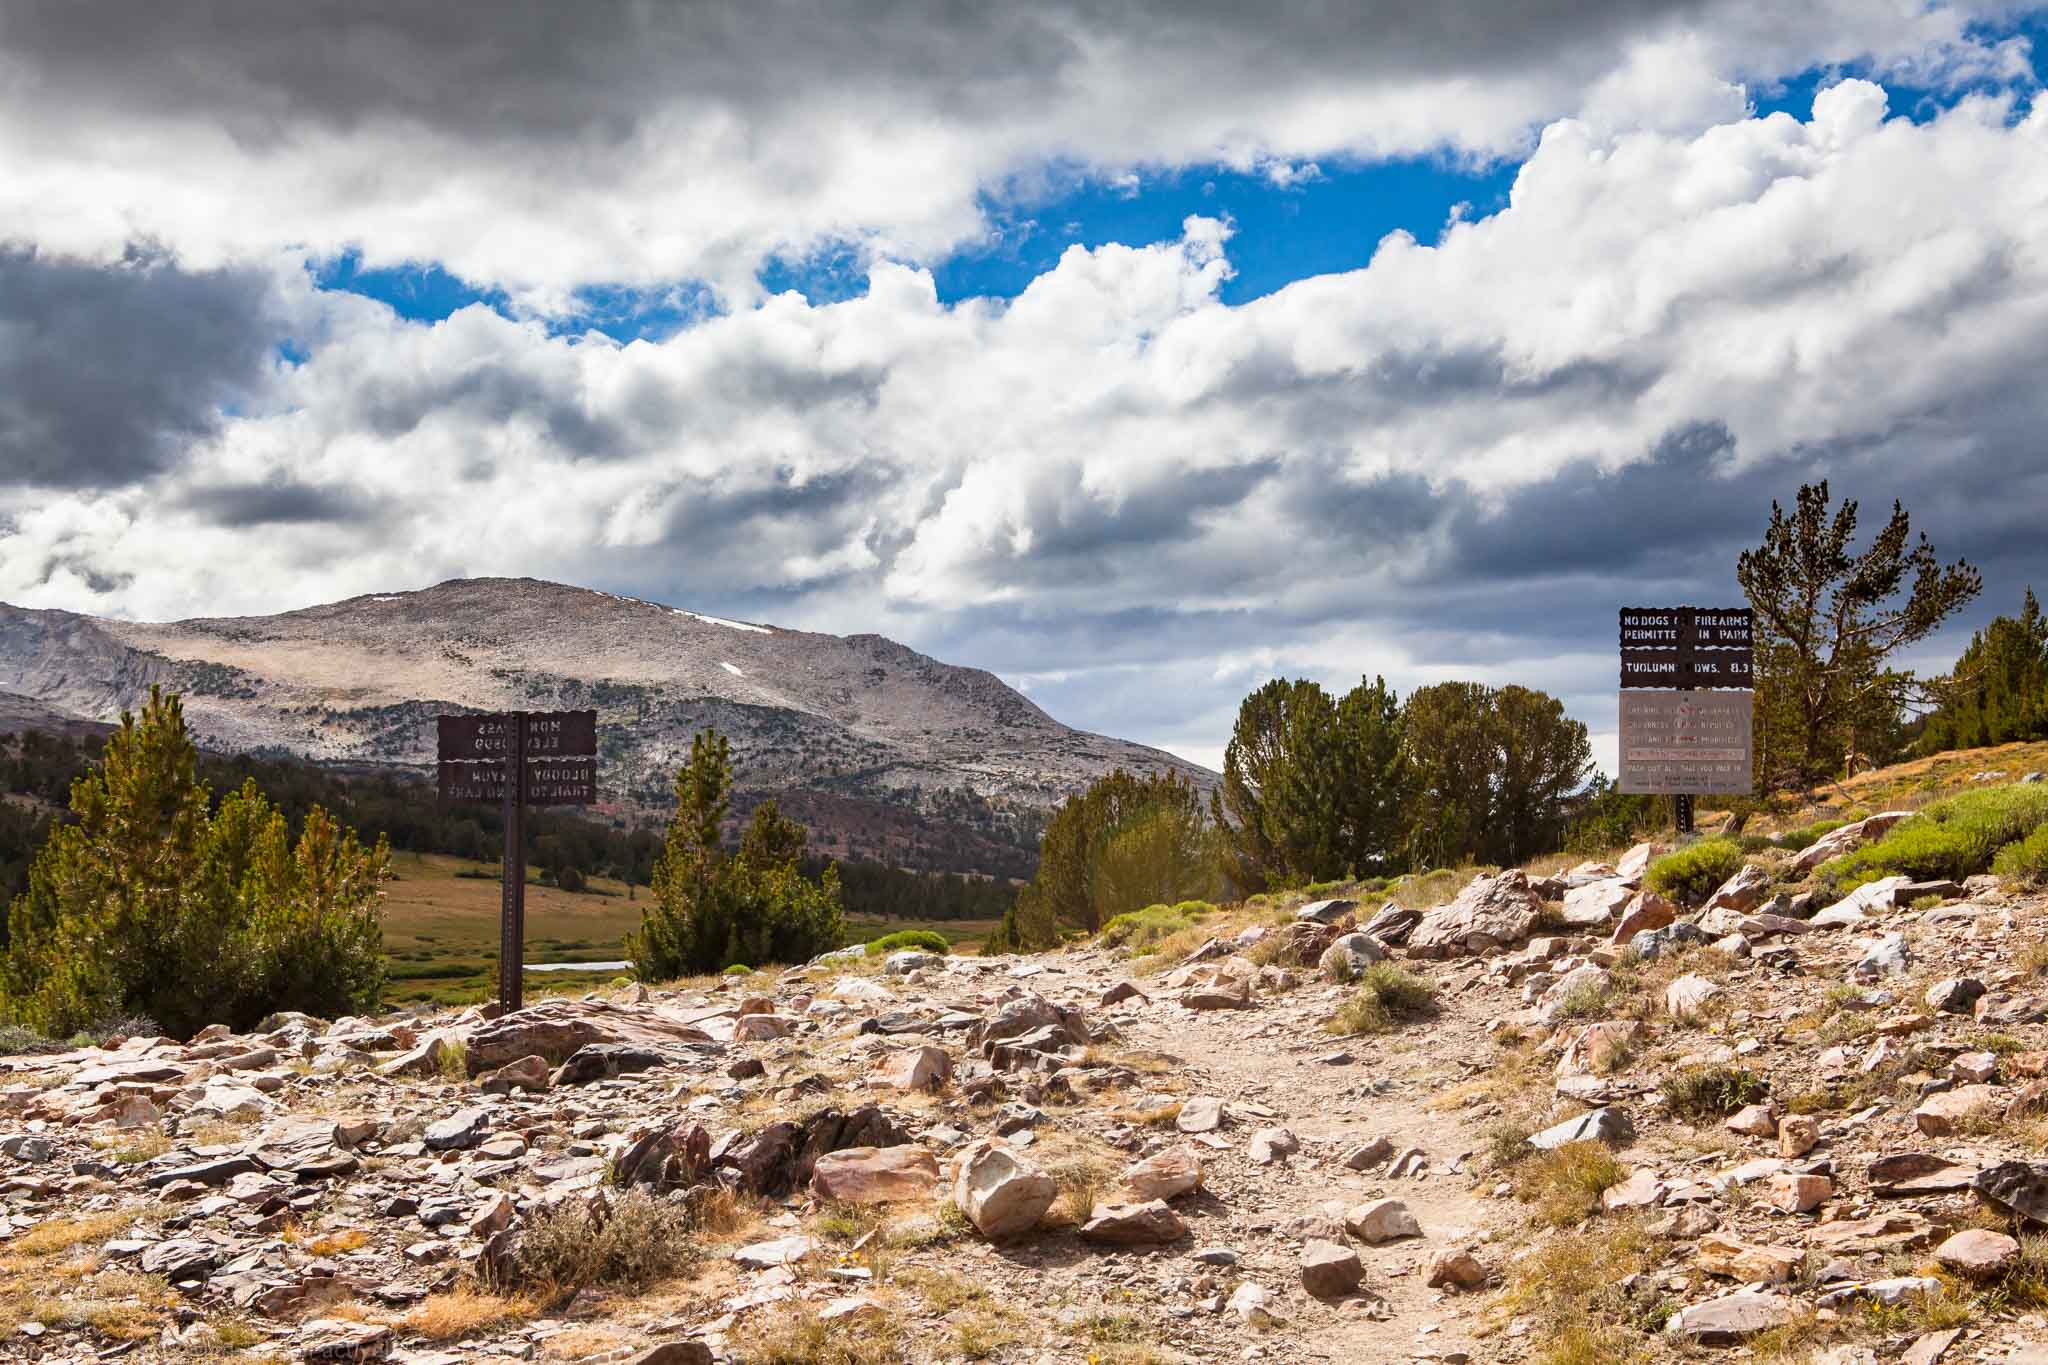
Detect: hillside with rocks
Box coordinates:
(5, 778, 2048, 1362)
(0, 578, 1211, 872)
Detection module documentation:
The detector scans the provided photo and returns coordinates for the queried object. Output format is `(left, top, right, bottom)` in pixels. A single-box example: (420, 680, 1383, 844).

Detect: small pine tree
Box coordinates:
(2, 688, 388, 1039)
(628, 729, 844, 978)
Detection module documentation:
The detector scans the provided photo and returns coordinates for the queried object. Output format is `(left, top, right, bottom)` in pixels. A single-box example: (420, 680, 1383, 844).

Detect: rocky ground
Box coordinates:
(3, 817, 2048, 1364)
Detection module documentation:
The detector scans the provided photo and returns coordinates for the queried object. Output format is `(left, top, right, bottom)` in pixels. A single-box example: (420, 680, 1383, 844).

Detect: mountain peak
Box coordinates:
(0, 581, 1209, 874)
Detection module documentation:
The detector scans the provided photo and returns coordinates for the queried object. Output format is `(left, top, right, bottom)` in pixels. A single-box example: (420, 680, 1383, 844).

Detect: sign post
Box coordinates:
(1617, 608, 1754, 830)
(436, 709, 598, 1012)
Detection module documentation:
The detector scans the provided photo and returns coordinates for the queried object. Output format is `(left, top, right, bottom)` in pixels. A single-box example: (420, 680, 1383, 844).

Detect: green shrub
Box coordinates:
(1644, 839, 1745, 906)
(1830, 784, 2048, 886)
(722, 963, 753, 975)
(1737, 834, 1775, 854)
(1100, 903, 1202, 949)
(3, 688, 388, 1040)
(864, 929, 949, 957)
(1993, 824, 2048, 887)
(1773, 818, 1847, 852)
(628, 731, 844, 979)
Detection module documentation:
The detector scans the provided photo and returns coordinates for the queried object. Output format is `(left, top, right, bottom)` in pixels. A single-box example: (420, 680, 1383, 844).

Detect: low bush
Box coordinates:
(1835, 783, 2048, 884)
(1100, 903, 1205, 949)
(1326, 963, 1438, 1035)
(864, 929, 949, 956)
(1644, 839, 1744, 906)
(501, 1188, 700, 1295)
(1664, 1064, 1769, 1121)
(1993, 824, 2048, 887)
(1774, 818, 1847, 852)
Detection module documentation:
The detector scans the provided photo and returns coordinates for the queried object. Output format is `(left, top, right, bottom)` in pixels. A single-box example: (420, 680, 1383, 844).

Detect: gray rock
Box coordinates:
(423, 1107, 489, 1152)
(1664, 1293, 1807, 1342)
(1850, 931, 1912, 981)
(1300, 1240, 1364, 1298)
(1528, 1107, 1634, 1150)
(1925, 977, 1985, 1014)
(1407, 871, 1544, 958)
(1318, 933, 1385, 981)
(1295, 899, 1357, 925)
(1628, 921, 1711, 961)
(1973, 1160, 2048, 1227)
(140, 1237, 219, 1281)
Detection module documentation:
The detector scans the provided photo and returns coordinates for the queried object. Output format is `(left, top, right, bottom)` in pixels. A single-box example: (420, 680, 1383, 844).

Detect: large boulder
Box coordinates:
(1407, 872, 1544, 959)
(1703, 863, 1772, 915)
(1559, 879, 1634, 927)
(952, 1140, 1056, 1241)
(811, 1146, 940, 1204)
(462, 1000, 716, 1074)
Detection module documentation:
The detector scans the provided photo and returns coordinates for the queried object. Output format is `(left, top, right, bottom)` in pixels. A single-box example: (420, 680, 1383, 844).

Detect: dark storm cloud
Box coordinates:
(353, 361, 619, 459)
(0, 249, 277, 488)
(0, 0, 1714, 151)
(178, 480, 390, 527)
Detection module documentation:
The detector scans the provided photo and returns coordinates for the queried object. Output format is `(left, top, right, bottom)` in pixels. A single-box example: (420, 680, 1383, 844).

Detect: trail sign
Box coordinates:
(1618, 691, 1754, 795)
(1617, 607, 1755, 814)
(435, 709, 599, 1009)
(1620, 649, 1754, 689)
(1618, 607, 1752, 650)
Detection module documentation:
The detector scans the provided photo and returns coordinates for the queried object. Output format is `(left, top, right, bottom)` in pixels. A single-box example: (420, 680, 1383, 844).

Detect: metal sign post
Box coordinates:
(1618, 608, 1755, 823)
(436, 709, 598, 1013)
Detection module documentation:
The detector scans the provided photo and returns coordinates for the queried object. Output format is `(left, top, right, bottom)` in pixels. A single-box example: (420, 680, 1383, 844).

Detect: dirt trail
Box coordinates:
(1044, 948, 1509, 1362)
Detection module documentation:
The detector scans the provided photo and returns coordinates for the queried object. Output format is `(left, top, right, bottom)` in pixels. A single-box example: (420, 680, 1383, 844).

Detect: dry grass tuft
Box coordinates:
(1325, 962, 1438, 1035)
(730, 1305, 905, 1364)
(403, 1287, 536, 1342)
(1514, 1141, 1626, 1228)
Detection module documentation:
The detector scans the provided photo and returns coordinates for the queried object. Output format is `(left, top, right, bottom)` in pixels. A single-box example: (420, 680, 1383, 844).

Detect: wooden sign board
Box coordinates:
(1618, 607, 1753, 650)
(1618, 690, 1754, 795)
(437, 758, 597, 806)
(438, 710, 596, 761)
(1620, 650, 1755, 688)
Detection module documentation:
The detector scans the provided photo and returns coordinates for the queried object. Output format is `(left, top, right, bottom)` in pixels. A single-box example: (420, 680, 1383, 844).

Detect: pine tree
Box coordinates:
(629, 729, 843, 977)
(1738, 481, 1981, 790)
(3, 688, 388, 1039)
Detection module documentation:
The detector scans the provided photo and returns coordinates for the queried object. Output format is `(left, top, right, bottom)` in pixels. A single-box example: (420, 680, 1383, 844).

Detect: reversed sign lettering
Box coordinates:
(437, 710, 597, 762)
(437, 757, 598, 806)
(1618, 691, 1754, 795)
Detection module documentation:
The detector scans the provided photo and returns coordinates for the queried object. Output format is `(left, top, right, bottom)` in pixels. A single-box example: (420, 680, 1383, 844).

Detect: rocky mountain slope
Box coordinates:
(0, 578, 1209, 870)
(4, 798, 2048, 1362)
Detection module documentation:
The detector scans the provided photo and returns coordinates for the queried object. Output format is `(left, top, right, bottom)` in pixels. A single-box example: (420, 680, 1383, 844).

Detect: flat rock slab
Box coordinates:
(1664, 1293, 1807, 1342)
(463, 999, 716, 1072)
(1869, 1152, 1980, 1195)
(1528, 1107, 1634, 1150)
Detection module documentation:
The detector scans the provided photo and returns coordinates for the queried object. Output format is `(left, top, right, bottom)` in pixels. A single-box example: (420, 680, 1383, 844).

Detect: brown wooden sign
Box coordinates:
(433, 708, 602, 1012)
(1619, 607, 1752, 650)
(438, 710, 596, 761)
(1620, 649, 1754, 689)
(437, 758, 597, 806)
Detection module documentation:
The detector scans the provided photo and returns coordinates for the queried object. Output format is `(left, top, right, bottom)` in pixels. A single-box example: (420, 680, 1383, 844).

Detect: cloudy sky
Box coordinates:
(2, 2, 2046, 773)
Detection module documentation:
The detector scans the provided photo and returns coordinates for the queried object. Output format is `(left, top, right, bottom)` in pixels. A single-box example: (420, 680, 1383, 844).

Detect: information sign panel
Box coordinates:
(1618, 690, 1754, 795)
